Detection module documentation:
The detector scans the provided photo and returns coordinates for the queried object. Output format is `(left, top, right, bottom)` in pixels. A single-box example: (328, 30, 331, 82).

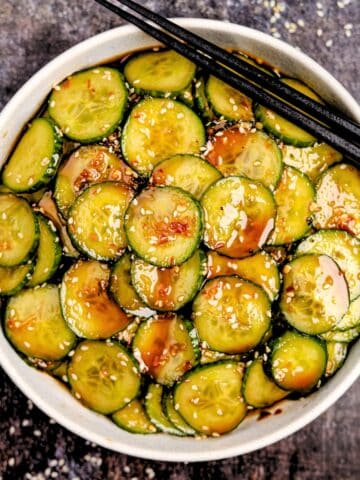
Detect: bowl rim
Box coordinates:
(0, 18, 359, 462)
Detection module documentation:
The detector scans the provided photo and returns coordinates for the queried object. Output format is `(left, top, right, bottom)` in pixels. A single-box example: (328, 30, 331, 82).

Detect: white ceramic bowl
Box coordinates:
(0, 19, 359, 462)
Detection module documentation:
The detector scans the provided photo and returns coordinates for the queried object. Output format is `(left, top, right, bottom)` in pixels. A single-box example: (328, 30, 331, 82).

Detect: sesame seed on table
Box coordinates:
(0, 0, 359, 478)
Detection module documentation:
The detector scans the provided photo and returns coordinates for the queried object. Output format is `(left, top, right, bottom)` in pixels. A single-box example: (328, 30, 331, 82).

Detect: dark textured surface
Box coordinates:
(0, 1, 359, 479)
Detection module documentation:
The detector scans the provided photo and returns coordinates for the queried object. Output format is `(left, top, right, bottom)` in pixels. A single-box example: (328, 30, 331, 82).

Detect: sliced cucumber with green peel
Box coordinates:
(200, 348, 243, 365)
(194, 76, 215, 120)
(163, 391, 195, 435)
(2, 118, 62, 193)
(193, 276, 271, 353)
(5, 284, 76, 360)
(150, 155, 221, 200)
(271, 331, 327, 391)
(124, 49, 196, 96)
(145, 383, 182, 435)
(320, 326, 360, 343)
(255, 78, 321, 147)
(280, 254, 349, 335)
(207, 251, 280, 301)
(0, 262, 33, 296)
(68, 182, 134, 261)
(0, 184, 47, 204)
(242, 358, 288, 408)
(201, 176, 276, 258)
(334, 296, 360, 331)
(51, 360, 69, 382)
(268, 166, 315, 245)
(112, 399, 157, 434)
(122, 98, 205, 176)
(313, 163, 360, 237)
(0, 193, 39, 267)
(282, 143, 342, 182)
(49, 67, 128, 143)
(125, 186, 203, 267)
(110, 253, 150, 316)
(68, 340, 141, 415)
(325, 342, 348, 376)
(296, 230, 360, 300)
(132, 313, 199, 386)
(27, 214, 62, 287)
(54, 145, 139, 217)
(61, 260, 131, 339)
(206, 76, 253, 122)
(131, 250, 206, 311)
(283, 78, 323, 102)
(174, 361, 247, 435)
(206, 128, 283, 190)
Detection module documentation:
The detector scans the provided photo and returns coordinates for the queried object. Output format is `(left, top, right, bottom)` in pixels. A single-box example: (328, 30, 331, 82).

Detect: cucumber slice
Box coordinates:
(124, 49, 196, 95)
(178, 82, 195, 108)
(271, 331, 327, 391)
(255, 78, 321, 147)
(27, 214, 62, 287)
(110, 253, 150, 316)
(51, 360, 69, 383)
(68, 182, 134, 261)
(0, 262, 33, 296)
(200, 348, 243, 365)
(206, 76, 253, 122)
(68, 340, 141, 415)
(282, 143, 342, 182)
(313, 163, 360, 238)
(5, 284, 76, 360)
(131, 250, 206, 311)
(125, 186, 203, 267)
(320, 326, 360, 343)
(325, 342, 348, 376)
(242, 358, 288, 408)
(49, 67, 128, 143)
(268, 166, 315, 245)
(207, 251, 280, 301)
(0, 193, 39, 267)
(163, 391, 195, 436)
(296, 230, 360, 301)
(334, 296, 360, 331)
(201, 176, 276, 258)
(206, 128, 283, 190)
(112, 399, 157, 434)
(194, 76, 216, 120)
(174, 361, 247, 435)
(54, 145, 139, 218)
(193, 276, 271, 353)
(2, 118, 62, 193)
(150, 155, 221, 200)
(283, 78, 323, 102)
(61, 260, 131, 339)
(280, 254, 349, 335)
(121, 98, 205, 176)
(0, 184, 47, 204)
(37, 191, 79, 258)
(145, 383, 182, 435)
(132, 313, 199, 386)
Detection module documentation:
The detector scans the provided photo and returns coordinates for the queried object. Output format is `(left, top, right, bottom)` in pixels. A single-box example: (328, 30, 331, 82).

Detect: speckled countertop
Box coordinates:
(0, 1, 359, 479)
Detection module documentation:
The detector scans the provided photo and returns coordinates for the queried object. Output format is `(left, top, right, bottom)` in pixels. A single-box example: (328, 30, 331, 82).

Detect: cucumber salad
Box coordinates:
(1, 48, 359, 438)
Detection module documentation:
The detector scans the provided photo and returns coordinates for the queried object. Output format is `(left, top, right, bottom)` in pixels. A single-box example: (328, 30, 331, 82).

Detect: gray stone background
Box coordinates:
(0, 1, 359, 479)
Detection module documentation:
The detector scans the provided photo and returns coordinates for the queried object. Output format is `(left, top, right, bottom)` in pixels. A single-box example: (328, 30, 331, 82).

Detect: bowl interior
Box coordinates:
(0, 19, 359, 462)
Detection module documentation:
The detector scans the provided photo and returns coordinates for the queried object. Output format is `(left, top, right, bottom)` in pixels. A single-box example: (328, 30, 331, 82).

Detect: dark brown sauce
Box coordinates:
(257, 410, 272, 421)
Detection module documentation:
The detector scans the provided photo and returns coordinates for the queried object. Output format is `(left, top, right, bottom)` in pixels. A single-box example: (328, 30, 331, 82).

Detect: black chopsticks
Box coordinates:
(94, 0, 360, 164)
